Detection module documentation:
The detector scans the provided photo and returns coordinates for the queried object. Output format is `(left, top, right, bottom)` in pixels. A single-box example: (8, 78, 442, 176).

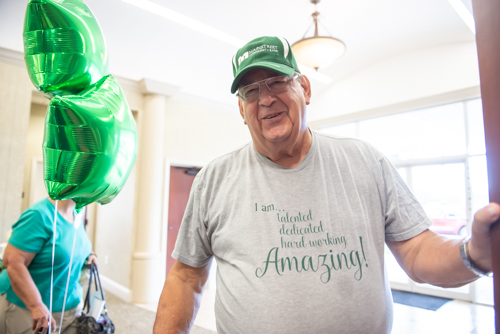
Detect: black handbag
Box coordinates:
(75, 263, 115, 334)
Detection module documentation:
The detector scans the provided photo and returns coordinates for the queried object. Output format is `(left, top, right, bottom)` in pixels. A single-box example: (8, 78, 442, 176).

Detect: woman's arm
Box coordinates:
(3, 243, 56, 334)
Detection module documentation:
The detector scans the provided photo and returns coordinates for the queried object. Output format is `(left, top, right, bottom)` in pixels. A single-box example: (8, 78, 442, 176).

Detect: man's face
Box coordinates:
(237, 68, 311, 150)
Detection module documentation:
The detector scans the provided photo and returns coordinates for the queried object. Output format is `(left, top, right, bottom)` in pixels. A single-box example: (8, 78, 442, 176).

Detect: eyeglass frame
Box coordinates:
(236, 72, 302, 102)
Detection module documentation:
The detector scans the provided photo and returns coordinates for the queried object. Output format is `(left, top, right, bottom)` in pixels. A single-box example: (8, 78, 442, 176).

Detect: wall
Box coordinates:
(92, 107, 139, 292)
(164, 99, 250, 163)
(308, 42, 481, 123)
(93, 165, 137, 290)
(0, 62, 33, 242)
(21, 103, 46, 212)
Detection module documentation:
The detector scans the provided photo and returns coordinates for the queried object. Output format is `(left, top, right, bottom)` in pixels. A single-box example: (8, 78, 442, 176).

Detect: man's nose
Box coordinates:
(258, 83, 276, 105)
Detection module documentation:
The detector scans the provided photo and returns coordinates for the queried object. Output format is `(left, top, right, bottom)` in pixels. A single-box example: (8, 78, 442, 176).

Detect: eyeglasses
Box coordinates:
(237, 73, 301, 103)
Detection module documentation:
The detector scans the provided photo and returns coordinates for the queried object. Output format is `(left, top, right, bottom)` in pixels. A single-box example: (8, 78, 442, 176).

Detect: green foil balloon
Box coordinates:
(23, 0, 108, 98)
(43, 75, 137, 211)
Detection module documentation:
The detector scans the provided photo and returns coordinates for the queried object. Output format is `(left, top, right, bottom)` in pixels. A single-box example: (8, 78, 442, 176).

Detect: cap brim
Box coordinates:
(231, 62, 296, 94)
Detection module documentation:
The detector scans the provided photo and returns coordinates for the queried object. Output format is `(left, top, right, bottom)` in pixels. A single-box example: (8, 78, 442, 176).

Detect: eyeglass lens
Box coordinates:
(239, 75, 296, 102)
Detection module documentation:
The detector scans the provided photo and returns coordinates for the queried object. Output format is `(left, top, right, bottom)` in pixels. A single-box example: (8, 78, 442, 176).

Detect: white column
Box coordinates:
(131, 93, 167, 303)
(0, 61, 33, 242)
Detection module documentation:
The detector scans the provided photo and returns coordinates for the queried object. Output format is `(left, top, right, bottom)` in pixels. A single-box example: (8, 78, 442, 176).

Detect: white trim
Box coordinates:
(170, 92, 238, 115)
(310, 86, 481, 129)
(161, 159, 206, 282)
(114, 75, 142, 93)
(278, 37, 289, 58)
(0, 47, 25, 67)
(391, 155, 467, 168)
(139, 78, 180, 97)
(100, 274, 132, 303)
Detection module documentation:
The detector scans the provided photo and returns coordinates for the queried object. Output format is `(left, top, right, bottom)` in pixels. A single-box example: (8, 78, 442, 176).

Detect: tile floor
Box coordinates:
(106, 290, 494, 333)
(392, 300, 494, 334)
(105, 291, 213, 333)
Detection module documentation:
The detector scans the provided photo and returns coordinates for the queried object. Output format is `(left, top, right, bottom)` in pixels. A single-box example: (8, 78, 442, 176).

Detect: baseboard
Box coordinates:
(100, 275, 132, 303)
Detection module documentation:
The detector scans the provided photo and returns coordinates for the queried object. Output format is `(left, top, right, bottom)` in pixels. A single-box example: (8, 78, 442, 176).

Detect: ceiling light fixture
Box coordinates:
(447, 0, 476, 34)
(292, 0, 345, 71)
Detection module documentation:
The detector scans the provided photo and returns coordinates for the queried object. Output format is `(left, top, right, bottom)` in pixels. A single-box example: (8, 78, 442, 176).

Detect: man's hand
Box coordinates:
(467, 202, 500, 273)
(28, 301, 56, 334)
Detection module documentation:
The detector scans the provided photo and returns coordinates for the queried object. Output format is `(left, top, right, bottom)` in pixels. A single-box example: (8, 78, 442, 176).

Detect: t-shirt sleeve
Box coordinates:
(379, 155, 433, 241)
(9, 209, 49, 253)
(172, 172, 213, 268)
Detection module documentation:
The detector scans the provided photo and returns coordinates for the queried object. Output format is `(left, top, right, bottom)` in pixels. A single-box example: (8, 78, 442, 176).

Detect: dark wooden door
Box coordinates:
(166, 166, 199, 275)
(472, 0, 500, 331)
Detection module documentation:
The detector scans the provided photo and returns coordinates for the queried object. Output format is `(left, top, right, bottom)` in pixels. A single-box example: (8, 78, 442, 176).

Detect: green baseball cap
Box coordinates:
(231, 36, 300, 94)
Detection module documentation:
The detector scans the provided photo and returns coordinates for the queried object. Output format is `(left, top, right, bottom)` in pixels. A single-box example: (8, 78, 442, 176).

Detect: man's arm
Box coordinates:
(153, 260, 212, 334)
(387, 203, 500, 288)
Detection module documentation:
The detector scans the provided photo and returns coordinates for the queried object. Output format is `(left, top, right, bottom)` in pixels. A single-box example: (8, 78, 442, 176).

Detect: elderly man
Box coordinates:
(153, 36, 498, 334)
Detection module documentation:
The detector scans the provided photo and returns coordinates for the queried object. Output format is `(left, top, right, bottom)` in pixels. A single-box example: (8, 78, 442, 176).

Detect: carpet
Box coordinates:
(391, 289, 452, 311)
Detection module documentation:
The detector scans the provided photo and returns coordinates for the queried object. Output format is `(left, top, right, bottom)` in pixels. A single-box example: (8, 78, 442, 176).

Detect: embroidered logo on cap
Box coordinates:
(238, 52, 249, 65)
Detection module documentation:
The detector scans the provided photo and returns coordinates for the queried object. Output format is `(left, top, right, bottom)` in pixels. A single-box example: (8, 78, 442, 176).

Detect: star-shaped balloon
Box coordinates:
(24, 0, 108, 98)
(43, 75, 138, 211)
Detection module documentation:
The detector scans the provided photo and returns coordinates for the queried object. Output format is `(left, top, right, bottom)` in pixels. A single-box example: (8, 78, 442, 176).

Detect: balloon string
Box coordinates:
(49, 200, 58, 333)
(58, 217, 78, 334)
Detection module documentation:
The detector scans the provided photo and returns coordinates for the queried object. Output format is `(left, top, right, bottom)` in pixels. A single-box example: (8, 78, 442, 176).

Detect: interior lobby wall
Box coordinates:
(21, 103, 45, 213)
(163, 99, 251, 164)
(0, 61, 33, 242)
(308, 42, 480, 122)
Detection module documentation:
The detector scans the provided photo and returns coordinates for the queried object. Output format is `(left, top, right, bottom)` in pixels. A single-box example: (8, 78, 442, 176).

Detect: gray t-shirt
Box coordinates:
(173, 131, 432, 334)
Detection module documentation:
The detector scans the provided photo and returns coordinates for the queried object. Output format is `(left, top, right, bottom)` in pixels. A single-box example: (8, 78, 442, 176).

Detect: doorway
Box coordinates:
(165, 166, 201, 276)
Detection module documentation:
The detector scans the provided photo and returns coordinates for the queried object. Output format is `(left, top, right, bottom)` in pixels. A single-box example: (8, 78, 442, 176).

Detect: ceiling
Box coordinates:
(0, 0, 476, 114)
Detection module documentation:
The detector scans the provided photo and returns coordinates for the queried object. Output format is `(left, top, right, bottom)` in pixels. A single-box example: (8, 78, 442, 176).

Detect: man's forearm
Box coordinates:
(408, 205, 498, 287)
(153, 261, 210, 334)
(411, 234, 479, 288)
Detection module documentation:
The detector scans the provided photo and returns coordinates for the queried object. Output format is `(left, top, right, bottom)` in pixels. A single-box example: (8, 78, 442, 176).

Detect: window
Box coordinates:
(319, 98, 491, 304)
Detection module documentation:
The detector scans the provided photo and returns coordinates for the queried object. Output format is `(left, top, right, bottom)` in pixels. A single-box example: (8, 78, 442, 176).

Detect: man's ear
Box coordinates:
(238, 99, 247, 125)
(300, 75, 312, 105)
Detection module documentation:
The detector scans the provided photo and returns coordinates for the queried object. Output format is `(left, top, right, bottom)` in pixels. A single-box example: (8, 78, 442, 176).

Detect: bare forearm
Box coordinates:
(153, 274, 203, 334)
(7, 263, 43, 309)
(411, 235, 478, 287)
(390, 205, 499, 288)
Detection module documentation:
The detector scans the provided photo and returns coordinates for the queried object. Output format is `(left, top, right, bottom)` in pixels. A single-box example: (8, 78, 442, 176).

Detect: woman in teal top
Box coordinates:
(0, 198, 96, 334)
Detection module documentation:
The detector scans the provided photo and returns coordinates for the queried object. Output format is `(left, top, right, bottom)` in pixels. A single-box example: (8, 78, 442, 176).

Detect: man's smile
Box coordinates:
(262, 111, 285, 120)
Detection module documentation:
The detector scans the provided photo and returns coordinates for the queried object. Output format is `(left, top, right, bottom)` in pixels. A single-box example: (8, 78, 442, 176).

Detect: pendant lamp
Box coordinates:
(291, 0, 346, 70)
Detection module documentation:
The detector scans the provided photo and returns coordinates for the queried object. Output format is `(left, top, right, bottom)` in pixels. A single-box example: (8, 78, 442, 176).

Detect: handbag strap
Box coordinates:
(93, 265, 106, 302)
(83, 263, 108, 314)
(83, 262, 94, 314)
